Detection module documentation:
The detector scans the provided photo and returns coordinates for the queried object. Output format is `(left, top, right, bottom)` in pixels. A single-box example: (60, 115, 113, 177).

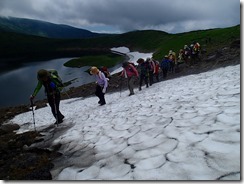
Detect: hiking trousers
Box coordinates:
(139, 74, 149, 88)
(128, 76, 136, 95)
(154, 73, 159, 82)
(162, 68, 168, 79)
(47, 93, 64, 122)
(95, 85, 106, 104)
(149, 71, 154, 86)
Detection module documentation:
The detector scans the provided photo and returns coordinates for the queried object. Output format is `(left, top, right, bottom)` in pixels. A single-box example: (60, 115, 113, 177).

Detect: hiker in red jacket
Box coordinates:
(120, 62, 139, 96)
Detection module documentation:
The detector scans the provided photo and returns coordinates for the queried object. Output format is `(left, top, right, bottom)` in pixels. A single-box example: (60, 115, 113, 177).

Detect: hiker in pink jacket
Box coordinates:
(120, 62, 139, 96)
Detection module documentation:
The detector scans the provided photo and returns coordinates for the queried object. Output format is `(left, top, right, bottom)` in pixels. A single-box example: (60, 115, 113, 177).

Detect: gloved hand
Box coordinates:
(50, 82, 56, 89)
(102, 88, 106, 94)
(30, 95, 35, 101)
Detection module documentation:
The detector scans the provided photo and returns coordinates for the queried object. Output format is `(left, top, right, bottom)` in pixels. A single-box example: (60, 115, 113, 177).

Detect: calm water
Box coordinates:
(0, 58, 122, 108)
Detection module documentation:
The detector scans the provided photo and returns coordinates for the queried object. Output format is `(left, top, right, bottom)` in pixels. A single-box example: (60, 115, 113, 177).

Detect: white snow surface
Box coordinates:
(110, 47, 153, 75)
(9, 64, 240, 180)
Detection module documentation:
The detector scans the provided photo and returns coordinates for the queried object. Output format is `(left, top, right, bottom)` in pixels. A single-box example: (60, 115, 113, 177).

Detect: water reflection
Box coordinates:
(0, 47, 152, 107)
(0, 58, 102, 107)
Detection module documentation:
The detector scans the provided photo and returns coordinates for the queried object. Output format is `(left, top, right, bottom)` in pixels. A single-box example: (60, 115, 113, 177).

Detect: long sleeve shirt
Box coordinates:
(95, 71, 108, 89)
(32, 76, 62, 96)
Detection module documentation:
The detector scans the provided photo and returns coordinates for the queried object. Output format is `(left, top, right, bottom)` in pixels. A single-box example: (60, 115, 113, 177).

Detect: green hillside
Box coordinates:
(0, 24, 240, 64)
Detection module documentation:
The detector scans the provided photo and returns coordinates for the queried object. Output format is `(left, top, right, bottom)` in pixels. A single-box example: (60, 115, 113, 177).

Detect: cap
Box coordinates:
(37, 69, 49, 79)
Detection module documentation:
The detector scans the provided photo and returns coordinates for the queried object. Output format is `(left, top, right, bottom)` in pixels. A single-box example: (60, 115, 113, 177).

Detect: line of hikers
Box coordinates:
(120, 41, 201, 94)
(30, 42, 200, 125)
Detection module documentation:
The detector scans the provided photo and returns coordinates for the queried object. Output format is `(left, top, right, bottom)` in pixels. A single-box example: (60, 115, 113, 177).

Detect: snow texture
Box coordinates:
(9, 47, 240, 180)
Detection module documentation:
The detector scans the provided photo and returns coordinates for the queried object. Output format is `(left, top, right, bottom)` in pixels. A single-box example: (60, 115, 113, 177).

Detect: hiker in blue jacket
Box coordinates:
(160, 55, 170, 79)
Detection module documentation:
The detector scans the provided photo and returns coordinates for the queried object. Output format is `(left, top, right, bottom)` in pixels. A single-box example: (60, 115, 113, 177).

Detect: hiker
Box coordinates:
(120, 61, 139, 96)
(178, 49, 185, 64)
(168, 50, 176, 73)
(160, 55, 170, 79)
(183, 45, 191, 66)
(137, 58, 149, 91)
(191, 41, 201, 64)
(176, 49, 185, 71)
(154, 60, 160, 82)
(30, 69, 65, 124)
(90, 66, 108, 106)
(147, 58, 156, 86)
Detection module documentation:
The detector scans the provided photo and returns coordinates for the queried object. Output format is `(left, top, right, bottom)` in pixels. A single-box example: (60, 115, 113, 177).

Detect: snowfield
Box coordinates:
(10, 64, 240, 180)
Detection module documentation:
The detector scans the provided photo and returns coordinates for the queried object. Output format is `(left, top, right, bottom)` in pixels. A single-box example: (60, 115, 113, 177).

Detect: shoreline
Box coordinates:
(0, 41, 240, 125)
(0, 41, 240, 179)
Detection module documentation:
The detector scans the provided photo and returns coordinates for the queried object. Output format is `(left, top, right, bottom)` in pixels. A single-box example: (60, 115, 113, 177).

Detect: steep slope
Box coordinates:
(9, 64, 240, 180)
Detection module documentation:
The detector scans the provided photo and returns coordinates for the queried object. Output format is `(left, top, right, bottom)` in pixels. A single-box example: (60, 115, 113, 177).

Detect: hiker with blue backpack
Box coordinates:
(160, 55, 170, 79)
(30, 69, 65, 124)
(90, 66, 108, 106)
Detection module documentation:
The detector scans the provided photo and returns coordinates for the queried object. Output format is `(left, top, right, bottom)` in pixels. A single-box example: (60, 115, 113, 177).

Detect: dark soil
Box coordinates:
(0, 40, 240, 180)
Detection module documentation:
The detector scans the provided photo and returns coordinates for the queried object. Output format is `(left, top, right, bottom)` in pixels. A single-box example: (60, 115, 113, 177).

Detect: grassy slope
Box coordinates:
(0, 25, 240, 62)
(64, 53, 125, 68)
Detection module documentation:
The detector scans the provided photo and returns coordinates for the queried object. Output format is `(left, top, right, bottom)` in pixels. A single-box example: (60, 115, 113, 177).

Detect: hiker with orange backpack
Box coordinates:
(120, 61, 139, 96)
(90, 66, 108, 106)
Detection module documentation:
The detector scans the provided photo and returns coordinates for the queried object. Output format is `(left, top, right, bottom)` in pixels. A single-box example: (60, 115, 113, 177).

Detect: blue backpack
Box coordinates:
(161, 59, 170, 69)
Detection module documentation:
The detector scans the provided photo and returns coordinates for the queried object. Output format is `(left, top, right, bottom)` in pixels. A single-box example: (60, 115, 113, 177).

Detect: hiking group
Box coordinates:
(30, 42, 200, 125)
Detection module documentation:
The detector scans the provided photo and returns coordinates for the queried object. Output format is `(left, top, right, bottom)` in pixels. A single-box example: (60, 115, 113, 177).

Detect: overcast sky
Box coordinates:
(0, 0, 240, 33)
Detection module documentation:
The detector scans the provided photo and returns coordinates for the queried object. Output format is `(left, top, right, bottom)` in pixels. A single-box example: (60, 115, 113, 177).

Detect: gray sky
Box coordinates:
(0, 0, 240, 33)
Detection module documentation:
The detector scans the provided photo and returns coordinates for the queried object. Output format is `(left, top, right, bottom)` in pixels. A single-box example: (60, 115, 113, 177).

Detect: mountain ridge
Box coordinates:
(0, 16, 110, 39)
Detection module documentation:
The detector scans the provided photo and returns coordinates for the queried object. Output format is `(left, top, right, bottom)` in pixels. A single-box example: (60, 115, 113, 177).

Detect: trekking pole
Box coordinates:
(30, 99, 36, 132)
(53, 94, 59, 127)
(60, 82, 71, 99)
(63, 86, 71, 99)
(119, 77, 122, 97)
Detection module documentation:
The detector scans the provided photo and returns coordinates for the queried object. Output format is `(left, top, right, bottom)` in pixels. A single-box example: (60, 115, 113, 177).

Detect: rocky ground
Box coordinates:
(0, 40, 240, 180)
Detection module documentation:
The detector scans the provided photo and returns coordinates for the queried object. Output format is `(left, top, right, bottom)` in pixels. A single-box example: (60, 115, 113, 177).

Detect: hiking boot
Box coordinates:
(100, 102, 106, 106)
(54, 115, 64, 125)
(54, 119, 63, 125)
(129, 93, 135, 96)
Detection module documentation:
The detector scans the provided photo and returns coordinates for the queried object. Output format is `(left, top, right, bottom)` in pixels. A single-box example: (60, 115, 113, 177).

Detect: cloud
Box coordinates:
(0, 0, 240, 33)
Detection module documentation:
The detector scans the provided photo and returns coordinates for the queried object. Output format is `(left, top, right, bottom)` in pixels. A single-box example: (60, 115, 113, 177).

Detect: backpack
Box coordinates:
(128, 62, 137, 68)
(99, 66, 111, 79)
(161, 59, 170, 69)
(48, 69, 64, 89)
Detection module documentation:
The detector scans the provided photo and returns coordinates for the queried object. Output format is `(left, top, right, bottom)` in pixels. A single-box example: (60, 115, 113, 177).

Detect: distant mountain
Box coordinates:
(0, 16, 109, 39)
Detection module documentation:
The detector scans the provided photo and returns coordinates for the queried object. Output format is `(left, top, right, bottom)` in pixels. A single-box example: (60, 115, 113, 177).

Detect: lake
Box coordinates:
(0, 47, 152, 108)
(0, 58, 119, 108)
